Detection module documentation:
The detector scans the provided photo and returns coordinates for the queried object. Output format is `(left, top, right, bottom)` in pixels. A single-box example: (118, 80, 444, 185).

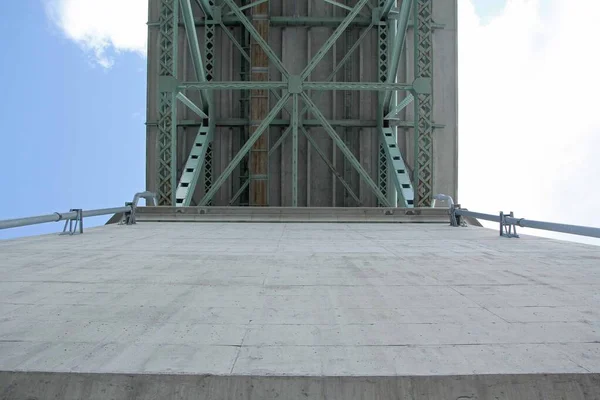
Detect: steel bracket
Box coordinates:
(61, 209, 83, 235)
(159, 76, 180, 92)
(210, 6, 222, 24)
(412, 77, 432, 95)
(288, 75, 303, 94)
(372, 7, 381, 24)
(500, 211, 520, 238)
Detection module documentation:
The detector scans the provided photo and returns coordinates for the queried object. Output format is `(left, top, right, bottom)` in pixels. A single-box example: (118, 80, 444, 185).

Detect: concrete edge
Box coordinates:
(2, 371, 599, 400)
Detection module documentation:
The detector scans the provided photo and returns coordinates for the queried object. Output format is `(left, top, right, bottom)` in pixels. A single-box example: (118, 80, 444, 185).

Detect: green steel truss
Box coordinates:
(157, 0, 179, 205)
(414, 0, 434, 207)
(154, 0, 436, 207)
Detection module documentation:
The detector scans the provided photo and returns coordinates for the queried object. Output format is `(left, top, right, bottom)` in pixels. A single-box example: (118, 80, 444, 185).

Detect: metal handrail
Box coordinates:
(434, 194, 600, 240)
(0, 192, 157, 233)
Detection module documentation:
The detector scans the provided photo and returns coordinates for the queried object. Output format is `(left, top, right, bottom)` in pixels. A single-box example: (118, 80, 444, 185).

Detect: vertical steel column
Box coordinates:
(157, 0, 179, 205)
(238, 0, 251, 206)
(249, 0, 270, 206)
(377, 0, 389, 207)
(292, 94, 299, 207)
(342, 2, 354, 207)
(204, 8, 215, 205)
(413, 0, 433, 207)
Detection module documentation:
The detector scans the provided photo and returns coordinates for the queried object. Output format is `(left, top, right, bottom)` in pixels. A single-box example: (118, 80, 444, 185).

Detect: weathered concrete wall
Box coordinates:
(146, 0, 458, 206)
(3, 372, 600, 400)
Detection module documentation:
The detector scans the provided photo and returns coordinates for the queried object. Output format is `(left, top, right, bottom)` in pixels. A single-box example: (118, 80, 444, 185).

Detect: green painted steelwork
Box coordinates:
(380, 126, 414, 207)
(175, 123, 213, 206)
(221, 0, 289, 78)
(176, 93, 208, 119)
(229, 178, 249, 205)
(380, 0, 397, 18)
(180, 81, 415, 91)
(302, 92, 391, 207)
(180, 0, 210, 111)
(292, 94, 299, 207)
(157, 0, 179, 206)
(225, 0, 267, 16)
(197, 0, 213, 17)
(385, 93, 414, 120)
(300, 0, 370, 81)
(186, 16, 446, 28)
(204, 19, 215, 206)
(383, 0, 412, 111)
(301, 127, 362, 206)
(199, 94, 291, 206)
(414, 0, 434, 207)
(324, 0, 353, 12)
(377, 6, 389, 206)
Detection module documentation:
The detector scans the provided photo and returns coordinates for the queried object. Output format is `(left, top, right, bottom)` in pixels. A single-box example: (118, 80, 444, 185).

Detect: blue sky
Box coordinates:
(0, 1, 147, 239)
(0, 0, 599, 245)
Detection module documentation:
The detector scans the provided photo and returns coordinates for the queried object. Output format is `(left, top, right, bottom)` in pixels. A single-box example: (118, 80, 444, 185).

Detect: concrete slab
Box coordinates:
(1, 222, 600, 398)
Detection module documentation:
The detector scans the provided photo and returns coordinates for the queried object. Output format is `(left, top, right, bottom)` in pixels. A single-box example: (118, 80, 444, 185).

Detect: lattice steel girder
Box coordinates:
(221, 0, 289, 79)
(157, 0, 179, 206)
(291, 94, 299, 207)
(198, 94, 291, 206)
(179, 81, 420, 91)
(300, 0, 370, 81)
(175, 123, 214, 206)
(301, 127, 362, 206)
(301, 92, 391, 207)
(180, 0, 210, 110)
(184, 16, 447, 28)
(380, 126, 415, 207)
(176, 92, 208, 119)
(383, 0, 413, 110)
(385, 93, 414, 119)
(414, 0, 434, 207)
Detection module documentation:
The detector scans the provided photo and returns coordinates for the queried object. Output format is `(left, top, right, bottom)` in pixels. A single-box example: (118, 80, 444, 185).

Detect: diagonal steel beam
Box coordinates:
(381, 0, 396, 18)
(225, 0, 268, 16)
(199, 93, 291, 206)
(175, 122, 214, 206)
(301, 127, 362, 206)
(180, 0, 210, 110)
(301, 92, 391, 206)
(176, 92, 208, 119)
(383, 0, 413, 110)
(300, 0, 370, 81)
(196, 0, 213, 17)
(379, 126, 414, 207)
(384, 93, 413, 119)
(221, 0, 289, 79)
(229, 178, 250, 205)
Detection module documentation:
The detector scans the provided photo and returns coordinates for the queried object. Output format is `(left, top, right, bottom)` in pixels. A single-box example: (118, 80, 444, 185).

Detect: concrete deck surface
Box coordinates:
(1, 222, 600, 398)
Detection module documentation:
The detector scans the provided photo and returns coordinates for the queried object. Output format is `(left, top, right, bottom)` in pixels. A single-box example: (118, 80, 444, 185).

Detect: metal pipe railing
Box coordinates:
(0, 192, 157, 234)
(433, 194, 600, 240)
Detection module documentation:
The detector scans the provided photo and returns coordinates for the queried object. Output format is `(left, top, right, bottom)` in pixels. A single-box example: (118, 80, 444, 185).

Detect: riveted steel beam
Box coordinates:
(198, 94, 290, 206)
(301, 92, 390, 207)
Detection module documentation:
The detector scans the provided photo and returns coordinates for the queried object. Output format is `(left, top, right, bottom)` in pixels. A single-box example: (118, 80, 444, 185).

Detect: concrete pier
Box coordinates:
(2, 218, 600, 398)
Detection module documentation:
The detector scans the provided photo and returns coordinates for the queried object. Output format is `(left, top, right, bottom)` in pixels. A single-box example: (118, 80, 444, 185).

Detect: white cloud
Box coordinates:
(458, 0, 600, 245)
(44, 0, 148, 68)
